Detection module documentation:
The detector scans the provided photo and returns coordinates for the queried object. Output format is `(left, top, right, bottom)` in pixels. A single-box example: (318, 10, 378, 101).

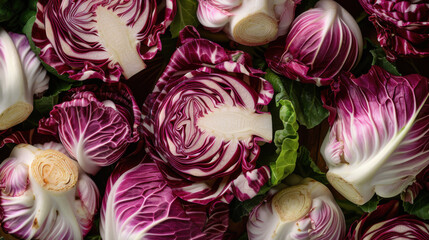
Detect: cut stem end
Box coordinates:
(327, 172, 370, 205)
(31, 150, 78, 192)
(0, 101, 33, 130)
(272, 185, 312, 222)
(232, 13, 278, 46)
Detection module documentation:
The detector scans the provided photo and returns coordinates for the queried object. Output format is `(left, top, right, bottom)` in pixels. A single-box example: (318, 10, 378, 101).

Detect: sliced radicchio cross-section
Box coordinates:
(32, 0, 176, 81)
(142, 26, 273, 205)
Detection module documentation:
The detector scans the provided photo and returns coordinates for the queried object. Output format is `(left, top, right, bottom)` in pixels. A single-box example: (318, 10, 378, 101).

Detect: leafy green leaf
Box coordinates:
(359, 195, 382, 213)
(0, 0, 24, 22)
(258, 98, 299, 186)
(370, 47, 401, 76)
(352, 38, 401, 77)
(403, 190, 429, 220)
(235, 45, 268, 70)
(34, 95, 59, 115)
(85, 235, 102, 240)
(336, 199, 365, 228)
(229, 193, 266, 222)
(237, 232, 248, 240)
(293, 146, 328, 185)
(269, 99, 299, 185)
(351, 39, 373, 77)
(264, 69, 329, 129)
(170, 0, 199, 38)
(264, 69, 287, 104)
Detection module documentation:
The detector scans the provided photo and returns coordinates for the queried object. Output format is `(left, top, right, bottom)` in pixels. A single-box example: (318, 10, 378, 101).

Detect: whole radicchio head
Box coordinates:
(321, 65, 429, 205)
(266, 0, 363, 86)
(39, 82, 142, 175)
(100, 154, 229, 240)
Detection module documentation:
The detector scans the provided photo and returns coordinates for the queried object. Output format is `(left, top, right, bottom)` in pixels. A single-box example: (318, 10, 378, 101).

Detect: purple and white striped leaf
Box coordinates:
(100, 155, 229, 240)
(346, 200, 429, 240)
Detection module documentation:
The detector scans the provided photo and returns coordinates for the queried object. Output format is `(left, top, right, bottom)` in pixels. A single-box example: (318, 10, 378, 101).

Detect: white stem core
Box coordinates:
(94, 6, 146, 79)
(326, 172, 370, 205)
(30, 150, 78, 192)
(232, 13, 278, 46)
(0, 28, 33, 130)
(197, 105, 272, 141)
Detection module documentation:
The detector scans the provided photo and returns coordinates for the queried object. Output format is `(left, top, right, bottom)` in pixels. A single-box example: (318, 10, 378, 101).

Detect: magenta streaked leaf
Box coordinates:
(347, 200, 429, 240)
(100, 155, 229, 240)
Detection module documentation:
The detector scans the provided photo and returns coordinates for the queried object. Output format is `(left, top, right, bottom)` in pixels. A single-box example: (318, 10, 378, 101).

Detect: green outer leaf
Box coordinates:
(359, 195, 382, 213)
(370, 47, 401, 76)
(264, 69, 329, 129)
(237, 232, 248, 240)
(34, 94, 59, 115)
(352, 38, 401, 77)
(336, 199, 365, 228)
(85, 235, 102, 240)
(293, 146, 328, 185)
(0, 0, 24, 22)
(170, 0, 199, 38)
(269, 99, 299, 185)
(264, 69, 287, 104)
(403, 190, 429, 220)
(229, 194, 266, 222)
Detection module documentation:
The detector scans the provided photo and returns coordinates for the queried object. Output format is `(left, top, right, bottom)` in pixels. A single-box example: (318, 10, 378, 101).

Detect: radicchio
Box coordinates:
(321, 65, 429, 205)
(39, 83, 142, 175)
(142, 26, 273, 205)
(100, 154, 229, 240)
(0, 142, 99, 240)
(32, 0, 176, 81)
(266, 0, 363, 86)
